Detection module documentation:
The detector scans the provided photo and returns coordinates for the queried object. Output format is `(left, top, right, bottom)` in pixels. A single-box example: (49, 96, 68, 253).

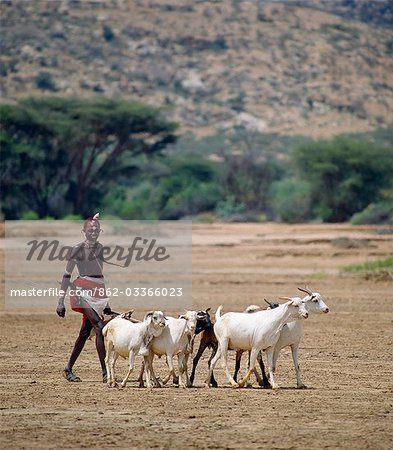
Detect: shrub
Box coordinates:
(102, 24, 115, 41)
(293, 137, 393, 222)
(215, 196, 245, 219)
(35, 72, 57, 91)
(350, 201, 393, 225)
(159, 181, 220, 220)
(62, 214, 82, 220)
(21, 210, 39, 220)
(271, 178, 312, 223)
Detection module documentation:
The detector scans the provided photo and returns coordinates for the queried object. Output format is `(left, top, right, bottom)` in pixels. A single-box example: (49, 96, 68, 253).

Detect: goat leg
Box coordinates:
(233, 349, 243, 383)
(190, 339, 209, 386)
(266, 349, 280, 389)
(205, 344, 222, 388)
(257, 351, 271, 388)
(162, 355, 175, 385)
(238, 348, 259, 388)
(291, 344, 307, 389)
(137, 360, 145, 388)
(207, 343, 218, 387)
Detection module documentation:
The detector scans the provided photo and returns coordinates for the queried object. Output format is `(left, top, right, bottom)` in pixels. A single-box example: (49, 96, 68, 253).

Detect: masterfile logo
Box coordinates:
(5, 220, 192, 310)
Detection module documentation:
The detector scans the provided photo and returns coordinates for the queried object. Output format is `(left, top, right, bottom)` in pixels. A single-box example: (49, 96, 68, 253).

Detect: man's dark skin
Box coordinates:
(57, 218, 110, 382)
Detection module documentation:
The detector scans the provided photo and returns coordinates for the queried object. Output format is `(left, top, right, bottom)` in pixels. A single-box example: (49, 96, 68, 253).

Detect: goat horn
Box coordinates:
(264, 298, 274, 307)
(298, 287, 312, 296)
(279, 296, 292, 301)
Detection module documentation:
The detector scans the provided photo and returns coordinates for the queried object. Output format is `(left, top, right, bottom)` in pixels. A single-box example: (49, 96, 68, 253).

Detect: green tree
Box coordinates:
(293, 137, 393, 222)
(0, 97, 177, 218)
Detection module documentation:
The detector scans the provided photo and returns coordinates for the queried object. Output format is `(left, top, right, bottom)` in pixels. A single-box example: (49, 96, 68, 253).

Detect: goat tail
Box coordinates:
(215, 305, 223, 321)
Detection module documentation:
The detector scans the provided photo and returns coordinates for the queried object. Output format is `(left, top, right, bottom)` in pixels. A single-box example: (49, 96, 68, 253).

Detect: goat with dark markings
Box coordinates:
(189, 308, 218, 387)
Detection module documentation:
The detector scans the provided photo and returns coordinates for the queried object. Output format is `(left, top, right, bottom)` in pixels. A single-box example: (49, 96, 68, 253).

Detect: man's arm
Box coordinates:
(56, 256, 77, 318)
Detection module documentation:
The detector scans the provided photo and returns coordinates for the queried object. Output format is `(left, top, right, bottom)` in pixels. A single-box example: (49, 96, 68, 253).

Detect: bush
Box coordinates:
(271, 178, 312, 223)
(215, 196, 245, 219)
(350, 201, 393, 225)
(62, 214, 82, 220)
(21, 210, 39, 220)
(293, 137, 393, 222)
(102, 24, 115, 41)
(160, 181, 220, 219)
(102, 180, 164, 220)
(35, 72, 57, 91)
(154, 157, 220, 219)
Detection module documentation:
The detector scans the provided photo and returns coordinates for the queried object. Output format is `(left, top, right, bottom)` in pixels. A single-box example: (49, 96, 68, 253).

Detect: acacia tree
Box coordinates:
(0, 97, 177, 218)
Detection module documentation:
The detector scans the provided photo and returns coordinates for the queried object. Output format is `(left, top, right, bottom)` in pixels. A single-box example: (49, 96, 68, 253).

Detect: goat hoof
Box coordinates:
(204, 383, 211, 388)
(232, 383, 241, 389)
(271, 384, 280, 390)
(297, 383, 307, 389)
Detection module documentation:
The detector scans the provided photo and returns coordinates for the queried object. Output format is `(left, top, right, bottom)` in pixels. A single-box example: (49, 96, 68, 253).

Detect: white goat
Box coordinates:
(144, 310, 198, 388)
(272, 287, 329, 388)
(206, 298, 309, 389)
(103, 311, 166, 388)
(239, 288, 330, 388)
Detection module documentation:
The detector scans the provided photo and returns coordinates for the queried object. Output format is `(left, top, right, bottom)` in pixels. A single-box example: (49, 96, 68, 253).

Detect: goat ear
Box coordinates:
(279, 296, 292, 301)
(206, 307, 211, 313)
(144, 311, 154, 321)
(179, 314, 186, 320)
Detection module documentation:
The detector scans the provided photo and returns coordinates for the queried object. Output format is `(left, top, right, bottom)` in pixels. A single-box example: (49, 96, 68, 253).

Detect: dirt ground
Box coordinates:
(1, 223, 392, 449)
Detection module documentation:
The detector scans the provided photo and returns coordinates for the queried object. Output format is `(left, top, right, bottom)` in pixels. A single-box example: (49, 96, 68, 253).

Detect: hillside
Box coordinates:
(1, 0, 392, 137)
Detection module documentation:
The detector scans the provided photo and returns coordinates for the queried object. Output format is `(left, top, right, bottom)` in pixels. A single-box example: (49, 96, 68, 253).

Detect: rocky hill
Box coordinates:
(1, 0, 392, 137)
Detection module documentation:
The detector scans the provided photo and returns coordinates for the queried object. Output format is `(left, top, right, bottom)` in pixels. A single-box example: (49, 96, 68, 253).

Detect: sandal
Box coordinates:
(63, 368, 82, 382)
